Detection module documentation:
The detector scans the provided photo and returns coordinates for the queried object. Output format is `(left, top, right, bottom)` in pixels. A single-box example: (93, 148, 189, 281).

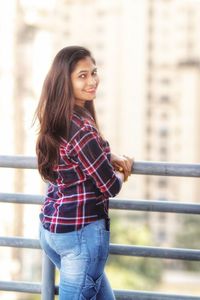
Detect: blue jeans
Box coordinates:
(39, 219, 116, 300)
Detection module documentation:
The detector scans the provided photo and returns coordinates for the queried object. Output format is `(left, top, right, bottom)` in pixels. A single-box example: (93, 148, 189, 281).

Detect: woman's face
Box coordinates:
(70, 56, 99, 107)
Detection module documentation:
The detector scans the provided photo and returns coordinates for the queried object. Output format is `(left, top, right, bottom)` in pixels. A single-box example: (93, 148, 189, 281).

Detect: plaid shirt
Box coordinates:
(40, 111, 122, 233)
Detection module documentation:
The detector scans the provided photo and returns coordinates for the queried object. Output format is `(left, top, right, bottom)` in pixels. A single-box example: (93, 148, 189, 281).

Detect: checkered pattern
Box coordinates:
(40, 112, 121, 233)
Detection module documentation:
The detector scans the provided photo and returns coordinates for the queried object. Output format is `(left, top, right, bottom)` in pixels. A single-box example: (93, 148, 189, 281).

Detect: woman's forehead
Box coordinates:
(73, 57, 96, 72)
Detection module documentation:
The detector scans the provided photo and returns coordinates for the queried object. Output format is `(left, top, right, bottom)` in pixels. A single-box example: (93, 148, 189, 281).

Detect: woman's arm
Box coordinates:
(73, 129, 123, 198)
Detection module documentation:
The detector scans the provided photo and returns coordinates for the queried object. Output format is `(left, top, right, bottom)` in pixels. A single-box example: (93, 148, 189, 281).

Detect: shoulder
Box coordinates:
(72, 113, 109, 149)
(71, 115, 106, 156)
(72, 112, 98, 137)
(60, 113, 102, 152)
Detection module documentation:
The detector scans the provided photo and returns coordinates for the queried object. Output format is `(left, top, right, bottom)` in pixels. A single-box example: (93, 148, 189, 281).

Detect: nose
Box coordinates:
(88, 75, 97, 86)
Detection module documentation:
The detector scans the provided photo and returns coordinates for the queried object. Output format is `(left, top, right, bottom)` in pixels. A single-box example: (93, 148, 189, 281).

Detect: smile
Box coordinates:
(85, 89, 96, 93)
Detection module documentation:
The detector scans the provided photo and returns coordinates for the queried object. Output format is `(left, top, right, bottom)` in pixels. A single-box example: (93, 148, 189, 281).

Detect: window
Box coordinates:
(160, 95, 170, 102)
(159, 127, 168, 137)
(158, 178, 168, 188)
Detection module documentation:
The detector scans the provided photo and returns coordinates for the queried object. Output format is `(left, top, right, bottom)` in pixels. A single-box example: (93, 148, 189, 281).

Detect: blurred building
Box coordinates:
(145, 0, 200, 244)
(0, 0, 200, 298)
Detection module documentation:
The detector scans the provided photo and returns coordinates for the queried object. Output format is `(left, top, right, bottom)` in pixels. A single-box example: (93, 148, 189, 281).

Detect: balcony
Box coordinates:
(0, 155, 200, 299)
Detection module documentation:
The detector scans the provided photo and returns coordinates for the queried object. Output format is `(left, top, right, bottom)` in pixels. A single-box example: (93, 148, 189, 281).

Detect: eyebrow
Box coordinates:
(78, 67, 97, 74)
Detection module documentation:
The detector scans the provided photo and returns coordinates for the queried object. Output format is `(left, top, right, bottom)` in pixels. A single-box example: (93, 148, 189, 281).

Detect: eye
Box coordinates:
(92, 70, 98, 76)
(79, 74, 86, 79)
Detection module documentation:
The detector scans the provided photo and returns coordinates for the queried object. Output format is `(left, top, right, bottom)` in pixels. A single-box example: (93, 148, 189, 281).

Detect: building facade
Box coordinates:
(0, 0, 200, 298)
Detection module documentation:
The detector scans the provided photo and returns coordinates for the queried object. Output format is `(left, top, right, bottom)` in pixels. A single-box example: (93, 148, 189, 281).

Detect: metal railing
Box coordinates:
(0, 155, 200, 300)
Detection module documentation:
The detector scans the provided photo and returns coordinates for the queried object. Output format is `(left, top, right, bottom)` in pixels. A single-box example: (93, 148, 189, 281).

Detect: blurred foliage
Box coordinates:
(27, 295, 58, 300)
(174, 215, 200, 271)
(106, 212, 163, 290)
(27, 295, 40, 300)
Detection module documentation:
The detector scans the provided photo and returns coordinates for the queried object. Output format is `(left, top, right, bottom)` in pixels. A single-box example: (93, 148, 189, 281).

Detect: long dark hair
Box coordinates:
(34, 46, 98, 182)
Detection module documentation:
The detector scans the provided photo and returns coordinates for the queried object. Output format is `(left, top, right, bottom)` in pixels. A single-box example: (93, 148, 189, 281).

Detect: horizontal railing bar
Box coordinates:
(0, 155, 36, 169)
(1, 193, 200, 215)
(132, 161, 200, 177)
(114, 289, 200, 300)
(1, 237, 200, 261)
(0, 281, 41, 294)
(110, 199, 200, 214)
(0, 155, 200, 177)
(110, 244, 200, 261)
(0, 281, 199, 300)
(0, 237, 40, 249)
(0, 193, 44, 205)
(0, 193, 43, 205)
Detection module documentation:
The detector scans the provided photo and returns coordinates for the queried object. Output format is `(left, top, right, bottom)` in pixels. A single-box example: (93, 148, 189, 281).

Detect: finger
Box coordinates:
(123, 156, 134, 172)
(124, 172, 129, 181)
(123, 159, 132, 174)
(116, 166, 123, 172)
(113, 162, 124, 172)
(123, 168, 130, 180)
(114, 160, 126, 171)
(117, 157, 133, 174)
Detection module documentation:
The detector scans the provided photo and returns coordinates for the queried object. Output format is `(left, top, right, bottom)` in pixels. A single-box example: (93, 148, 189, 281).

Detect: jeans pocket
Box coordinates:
(82, 220, 110, 261)
(46, 230, 81, 258)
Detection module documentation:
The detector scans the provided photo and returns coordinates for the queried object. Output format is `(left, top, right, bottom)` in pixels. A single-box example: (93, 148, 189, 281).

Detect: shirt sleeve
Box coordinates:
(73, 128, 122, 198)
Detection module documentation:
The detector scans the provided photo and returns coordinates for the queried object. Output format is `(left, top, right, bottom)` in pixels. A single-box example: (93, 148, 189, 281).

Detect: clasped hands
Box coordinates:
(111, 153, 134, 182)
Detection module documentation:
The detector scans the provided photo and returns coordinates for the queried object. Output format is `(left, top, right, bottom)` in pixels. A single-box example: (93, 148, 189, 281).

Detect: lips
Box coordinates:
(85, 88, 96, 93)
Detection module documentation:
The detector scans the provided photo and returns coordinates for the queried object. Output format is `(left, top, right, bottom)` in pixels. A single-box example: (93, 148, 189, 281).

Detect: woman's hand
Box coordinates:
(111, 153, 134, 182)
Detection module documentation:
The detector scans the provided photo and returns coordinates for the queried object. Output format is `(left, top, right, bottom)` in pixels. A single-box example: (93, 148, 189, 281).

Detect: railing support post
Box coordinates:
(41, 252, 55, 300)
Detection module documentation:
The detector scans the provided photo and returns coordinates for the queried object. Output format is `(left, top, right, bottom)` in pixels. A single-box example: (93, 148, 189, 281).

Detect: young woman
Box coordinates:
(35, 46, 133, 300)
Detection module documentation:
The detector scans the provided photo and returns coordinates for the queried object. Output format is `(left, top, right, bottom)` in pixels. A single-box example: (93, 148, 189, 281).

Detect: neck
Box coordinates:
(75, 100, 85, 108)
